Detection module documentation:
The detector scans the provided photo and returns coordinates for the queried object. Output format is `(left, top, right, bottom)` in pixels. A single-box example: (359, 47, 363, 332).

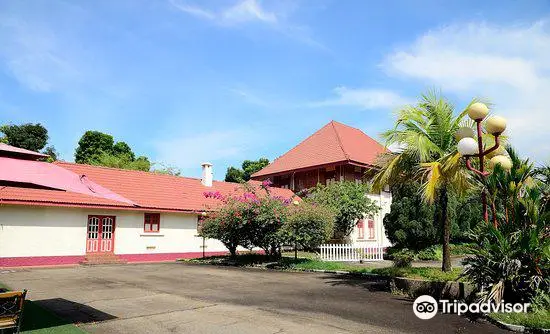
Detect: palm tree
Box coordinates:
(373, 91, 474, 271)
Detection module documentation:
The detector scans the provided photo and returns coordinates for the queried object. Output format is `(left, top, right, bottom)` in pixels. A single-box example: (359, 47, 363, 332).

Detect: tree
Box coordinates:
(91, 153, 150, 171)
(75, 131, 114, 164)
(0, 123, 48, 152)
(242, 158, 269, 180)
(281, 202, 335, 251)
(225, 167, 245, 183)
(383, 182, 438, 250)
(152, 163, 181, 176)
(224, 158, 270, 182)
(373, 91, 473, 271)
(112, 141, 135, 161)
(41, 146, 59, 162)
(307, 181, 379, 241)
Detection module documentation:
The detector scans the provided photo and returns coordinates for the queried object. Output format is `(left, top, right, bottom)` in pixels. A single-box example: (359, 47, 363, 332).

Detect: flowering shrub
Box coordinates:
(280, 202, 335, 251)
(199, 183, 292, 258)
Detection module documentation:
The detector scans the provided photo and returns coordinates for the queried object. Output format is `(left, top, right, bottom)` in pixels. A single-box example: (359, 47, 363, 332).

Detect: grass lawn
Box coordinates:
(1, 283, 85, 334)
(185, 253, 464, 282)
(371, 267, 464, 282)
(489, 309, 550, 329)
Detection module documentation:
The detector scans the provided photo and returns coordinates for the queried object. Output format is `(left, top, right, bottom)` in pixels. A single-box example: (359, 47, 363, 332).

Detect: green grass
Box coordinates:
(286, 259, 373, 273)
(490, 309, 550, 329)
(1, 283, 85, 334)
(371, 267, 464, 282)
(186, 253, 464, 282)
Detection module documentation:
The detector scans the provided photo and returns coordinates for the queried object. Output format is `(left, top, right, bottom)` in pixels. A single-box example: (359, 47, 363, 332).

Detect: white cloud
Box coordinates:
(170, 0, 277, 25)
(310, 86, 410, 110)
(0, 18, 81, 92)
(169, 0, 326, 50)
(383, 21, 550, 162)
(168, 1, 215, 20)
(223, 0, 277, 24)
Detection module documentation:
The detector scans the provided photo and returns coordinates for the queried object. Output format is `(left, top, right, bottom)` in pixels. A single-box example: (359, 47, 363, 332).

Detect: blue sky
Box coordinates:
(1, 0, 550, 178)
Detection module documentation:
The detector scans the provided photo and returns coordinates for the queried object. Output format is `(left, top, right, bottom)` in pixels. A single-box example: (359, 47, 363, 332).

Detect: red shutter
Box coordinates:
(357, 219, 364, 239)
(368, 219, 375, 239)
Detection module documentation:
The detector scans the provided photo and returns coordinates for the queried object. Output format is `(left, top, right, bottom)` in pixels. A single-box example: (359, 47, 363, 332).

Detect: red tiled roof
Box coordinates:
(0, 161, 296, 212)
(252, 120, 386, 178)
(0, 143, 49, 160)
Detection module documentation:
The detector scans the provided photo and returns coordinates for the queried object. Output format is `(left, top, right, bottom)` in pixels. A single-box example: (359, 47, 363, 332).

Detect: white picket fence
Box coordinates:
(319, 244, 385, 262)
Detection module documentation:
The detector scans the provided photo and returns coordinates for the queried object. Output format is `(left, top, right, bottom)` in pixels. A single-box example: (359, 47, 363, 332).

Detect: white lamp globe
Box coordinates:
(457, 137, 479, 156)
(485, 116, 507, 135)
(467, 102, 489, 120)
(455, 127, 476, 141)
(490, 155, 513, 171)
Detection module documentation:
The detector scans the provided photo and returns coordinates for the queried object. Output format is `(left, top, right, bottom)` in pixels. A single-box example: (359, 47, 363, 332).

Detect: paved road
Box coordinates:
(0, 263, 505, 333)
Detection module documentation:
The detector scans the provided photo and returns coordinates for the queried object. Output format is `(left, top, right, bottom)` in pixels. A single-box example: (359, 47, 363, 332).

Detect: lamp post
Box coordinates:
(456, 103, 511, 226)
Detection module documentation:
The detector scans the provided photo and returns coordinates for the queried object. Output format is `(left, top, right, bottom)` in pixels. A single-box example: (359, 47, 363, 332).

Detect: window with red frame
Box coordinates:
(144, 213, 160, 232)
(368, 218, 375, 239)
(357, 219, 365, 239)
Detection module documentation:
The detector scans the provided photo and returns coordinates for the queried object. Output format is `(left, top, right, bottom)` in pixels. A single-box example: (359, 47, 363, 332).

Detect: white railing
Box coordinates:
(319, 244, 384, 262)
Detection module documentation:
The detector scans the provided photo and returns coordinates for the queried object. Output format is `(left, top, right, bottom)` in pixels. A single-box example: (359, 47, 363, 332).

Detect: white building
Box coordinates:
(0, 144, 295, 267)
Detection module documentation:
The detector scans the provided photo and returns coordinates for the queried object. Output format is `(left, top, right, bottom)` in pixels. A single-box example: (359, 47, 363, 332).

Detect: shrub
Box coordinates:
(392, 249, 414, 268)
(281, 203, 335, 251)
(199, 183, 294, 258)
(307, 181, 379, 240)
(416, 246, 443, 261)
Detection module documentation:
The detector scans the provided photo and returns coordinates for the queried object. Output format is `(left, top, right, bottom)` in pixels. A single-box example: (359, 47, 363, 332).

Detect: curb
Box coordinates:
(485, 315, 550, 333)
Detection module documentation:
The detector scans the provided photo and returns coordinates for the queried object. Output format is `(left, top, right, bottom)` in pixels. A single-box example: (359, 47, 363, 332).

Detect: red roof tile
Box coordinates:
(252, 121, 386, 178)
(0, 161, 296, 212)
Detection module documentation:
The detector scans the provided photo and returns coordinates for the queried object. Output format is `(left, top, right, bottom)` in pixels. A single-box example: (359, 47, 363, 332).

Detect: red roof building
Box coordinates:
(251, 120, 387, 192)
(0, 145, 295, 267)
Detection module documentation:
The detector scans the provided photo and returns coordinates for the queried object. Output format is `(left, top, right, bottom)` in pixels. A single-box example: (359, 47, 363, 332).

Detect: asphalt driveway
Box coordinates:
(0, 263, 506, 333)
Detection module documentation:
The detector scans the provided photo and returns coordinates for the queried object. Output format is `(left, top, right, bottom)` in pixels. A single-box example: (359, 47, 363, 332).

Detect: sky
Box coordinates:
(1, 0, 550, 179)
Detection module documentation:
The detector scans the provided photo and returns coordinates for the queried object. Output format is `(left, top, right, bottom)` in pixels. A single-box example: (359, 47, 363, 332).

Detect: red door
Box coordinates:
(86, 215, 115, 253)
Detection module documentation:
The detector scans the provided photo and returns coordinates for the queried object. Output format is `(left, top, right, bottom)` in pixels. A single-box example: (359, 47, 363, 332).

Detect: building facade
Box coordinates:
(0, 145, 295, 267)
(252, 120, 393, 247)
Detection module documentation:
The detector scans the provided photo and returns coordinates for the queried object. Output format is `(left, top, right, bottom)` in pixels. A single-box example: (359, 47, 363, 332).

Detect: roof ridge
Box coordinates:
(330, 120, 350, 161)
(54, 161, 247, 186)
(267, 121, 334, 164)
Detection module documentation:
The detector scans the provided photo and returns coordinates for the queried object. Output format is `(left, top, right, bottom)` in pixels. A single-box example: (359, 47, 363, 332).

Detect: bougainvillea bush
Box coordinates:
(199, 182, 293, 258)
(199, 181, 339, 258)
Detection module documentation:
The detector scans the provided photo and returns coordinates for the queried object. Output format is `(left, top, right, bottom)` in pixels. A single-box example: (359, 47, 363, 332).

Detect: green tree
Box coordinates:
(41, 146, 59, 162)
(225, 166, 245, 183)
(91, 153, 150, 171)
(281, 202, 335, 251)
(0, 123, 48, 152)
(75, 131, 114, 164)
(373, 91, 473, 271)
(383, 182, 438, 250)
(308, 181, 379, 240)
(224, 158, 270, 182)
(112, 141, 135, 160)
(242, 158, 269, 180)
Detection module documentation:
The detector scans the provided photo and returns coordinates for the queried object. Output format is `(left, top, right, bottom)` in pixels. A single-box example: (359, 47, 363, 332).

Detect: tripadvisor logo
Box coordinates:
(413, 295, 530, 320)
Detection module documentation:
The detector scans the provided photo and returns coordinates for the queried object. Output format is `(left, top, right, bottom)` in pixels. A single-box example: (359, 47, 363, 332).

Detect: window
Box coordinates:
(368, 219, 375, 239)
(144, 213, 160, 232)
(357, 219, 365, 239)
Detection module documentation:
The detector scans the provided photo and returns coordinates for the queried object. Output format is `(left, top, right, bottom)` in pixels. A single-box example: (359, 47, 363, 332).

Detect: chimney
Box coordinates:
(201, 162, 213, 187)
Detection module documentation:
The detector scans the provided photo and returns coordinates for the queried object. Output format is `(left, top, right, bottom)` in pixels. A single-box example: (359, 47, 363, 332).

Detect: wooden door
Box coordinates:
(86, 215, 116, 254)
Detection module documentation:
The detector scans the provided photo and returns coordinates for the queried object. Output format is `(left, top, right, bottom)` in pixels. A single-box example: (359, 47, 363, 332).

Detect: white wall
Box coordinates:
(0, 205, 228, 258)
(349, 191, 393, 247)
